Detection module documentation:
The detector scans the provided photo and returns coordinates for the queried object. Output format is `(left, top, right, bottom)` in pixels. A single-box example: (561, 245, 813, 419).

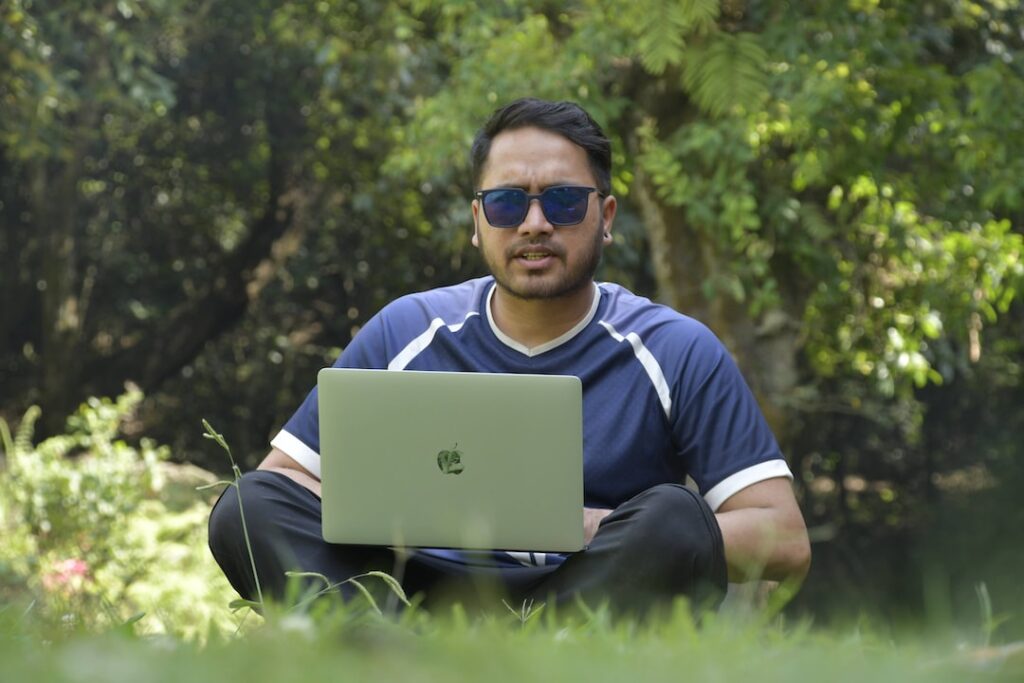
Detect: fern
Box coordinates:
(13, 406, 40, 459)
(678, 0, 720, 31)
(682, 32, 768, 117)
(637, 12, 686, 74)
(632, 0, 720, 75)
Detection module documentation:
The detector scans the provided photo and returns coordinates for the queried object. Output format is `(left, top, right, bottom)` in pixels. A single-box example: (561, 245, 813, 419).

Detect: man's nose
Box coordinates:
(517, 197, 554, 235)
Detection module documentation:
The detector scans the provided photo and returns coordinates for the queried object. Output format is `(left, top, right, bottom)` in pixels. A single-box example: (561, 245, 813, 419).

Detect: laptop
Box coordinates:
(317, 368, 584, 552)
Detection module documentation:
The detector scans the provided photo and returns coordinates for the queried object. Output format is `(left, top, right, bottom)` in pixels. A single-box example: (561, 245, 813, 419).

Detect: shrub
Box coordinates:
(0, 389, 241, 641)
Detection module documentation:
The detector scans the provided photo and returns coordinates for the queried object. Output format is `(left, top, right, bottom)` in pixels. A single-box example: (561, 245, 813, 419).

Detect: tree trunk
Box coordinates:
(36, 151, 87, 435)
(34, 54, 102, 434)
(626, 106, 802, 449)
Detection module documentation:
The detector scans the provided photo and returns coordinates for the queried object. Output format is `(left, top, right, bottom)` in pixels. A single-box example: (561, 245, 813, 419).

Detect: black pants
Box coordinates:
(208, 471, 727, 617)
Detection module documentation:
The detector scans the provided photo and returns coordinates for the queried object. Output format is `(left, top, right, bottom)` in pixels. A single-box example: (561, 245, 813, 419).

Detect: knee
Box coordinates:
(619, 484, 725, 580)
(625, 483, 710, 534)
(207, 470, 285, 557)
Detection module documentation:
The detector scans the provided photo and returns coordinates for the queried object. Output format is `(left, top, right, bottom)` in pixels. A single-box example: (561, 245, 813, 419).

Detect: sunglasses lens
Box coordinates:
(483, 189, 528, 227)
(480, 186, 595, 227)
(541, 186, 591, 225)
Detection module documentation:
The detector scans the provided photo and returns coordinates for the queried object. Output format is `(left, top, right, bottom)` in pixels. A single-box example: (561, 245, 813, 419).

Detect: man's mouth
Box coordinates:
(511, 245, 559, 261)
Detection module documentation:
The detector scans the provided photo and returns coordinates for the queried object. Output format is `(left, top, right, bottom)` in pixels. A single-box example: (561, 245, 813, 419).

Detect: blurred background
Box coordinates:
(1, 0, 1022, 637)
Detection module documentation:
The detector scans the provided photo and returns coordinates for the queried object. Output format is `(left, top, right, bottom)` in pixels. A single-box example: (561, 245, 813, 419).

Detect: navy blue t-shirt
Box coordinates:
(272, 277, 791, 567)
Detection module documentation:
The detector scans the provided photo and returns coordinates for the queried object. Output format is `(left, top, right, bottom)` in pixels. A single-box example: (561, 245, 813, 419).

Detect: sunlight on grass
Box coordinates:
(2, 397, 1021, 682)
(2, 598, 1022, 683)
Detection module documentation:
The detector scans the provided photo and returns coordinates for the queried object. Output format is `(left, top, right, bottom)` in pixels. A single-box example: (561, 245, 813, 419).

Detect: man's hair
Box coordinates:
(470, 98, 612, 195)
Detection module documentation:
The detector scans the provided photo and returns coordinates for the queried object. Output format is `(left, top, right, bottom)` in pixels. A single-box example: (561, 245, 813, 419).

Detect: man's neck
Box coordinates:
(489, 282, 597, 350)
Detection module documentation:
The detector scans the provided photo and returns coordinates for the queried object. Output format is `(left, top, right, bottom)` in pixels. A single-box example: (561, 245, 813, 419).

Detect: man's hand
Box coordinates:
(584, 506, 613, 545)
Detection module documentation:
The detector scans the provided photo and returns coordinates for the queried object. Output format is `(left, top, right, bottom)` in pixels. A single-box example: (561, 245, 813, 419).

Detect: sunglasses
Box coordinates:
(475, 185, 600, 228)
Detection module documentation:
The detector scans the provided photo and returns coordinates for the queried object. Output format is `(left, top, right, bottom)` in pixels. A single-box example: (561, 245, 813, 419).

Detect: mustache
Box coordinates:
(505, 241, 565, 259)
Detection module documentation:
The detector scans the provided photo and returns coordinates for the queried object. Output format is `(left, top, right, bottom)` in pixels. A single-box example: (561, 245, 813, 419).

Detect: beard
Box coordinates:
(480, 219, 606, 302)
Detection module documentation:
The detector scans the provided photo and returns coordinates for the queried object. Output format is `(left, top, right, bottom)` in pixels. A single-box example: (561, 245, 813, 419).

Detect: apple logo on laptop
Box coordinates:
(437, 443, 465, 475)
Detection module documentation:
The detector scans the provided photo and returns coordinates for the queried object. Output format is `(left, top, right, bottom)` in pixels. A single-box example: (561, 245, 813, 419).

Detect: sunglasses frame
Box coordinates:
(475, 185, 601, 228)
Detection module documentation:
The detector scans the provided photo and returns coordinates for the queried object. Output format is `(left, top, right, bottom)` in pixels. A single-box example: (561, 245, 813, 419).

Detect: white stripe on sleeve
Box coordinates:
(702, 460, 794, 511)
(270, 429, 323, 480)
(597, 320, 672, 419)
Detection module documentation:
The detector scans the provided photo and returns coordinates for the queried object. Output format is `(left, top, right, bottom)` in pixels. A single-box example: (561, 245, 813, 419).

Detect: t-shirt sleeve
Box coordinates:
(270, 311, 390, 479)
(670, 324, 792, 511)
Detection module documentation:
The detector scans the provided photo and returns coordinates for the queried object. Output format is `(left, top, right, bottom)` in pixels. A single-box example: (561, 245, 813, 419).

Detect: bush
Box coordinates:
(0, 389, 241, 641)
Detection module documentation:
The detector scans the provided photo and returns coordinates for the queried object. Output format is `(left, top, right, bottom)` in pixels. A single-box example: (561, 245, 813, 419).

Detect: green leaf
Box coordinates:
(0, 417, 14, 460)
(345, 578, 382, 615)
(360, 570, 411, 606)
(682, 33, 768, 117)
(228, 598, 263, 613)
(636, 14, 687, 75)
(285, 570, 333, 590)
(196, 480, 235, 491)
(14, 406, 40, 456)
(122, 611, 146, 627)
(201, 419, 236, 469)
(632, 0, 719, 75)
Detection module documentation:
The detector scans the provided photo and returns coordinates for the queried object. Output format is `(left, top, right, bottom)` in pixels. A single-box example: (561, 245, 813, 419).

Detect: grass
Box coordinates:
(3, 416, 1021, 682)
(2, 594, 1023, 683)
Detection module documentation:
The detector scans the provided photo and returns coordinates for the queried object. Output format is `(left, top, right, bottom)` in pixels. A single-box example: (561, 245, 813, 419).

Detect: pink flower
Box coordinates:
(41, 558, 90, 592)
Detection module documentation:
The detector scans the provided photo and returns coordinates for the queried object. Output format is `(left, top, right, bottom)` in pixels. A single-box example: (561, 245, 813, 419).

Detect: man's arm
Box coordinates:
(258, 448, 322, 497)
(714, 477, 810, 583)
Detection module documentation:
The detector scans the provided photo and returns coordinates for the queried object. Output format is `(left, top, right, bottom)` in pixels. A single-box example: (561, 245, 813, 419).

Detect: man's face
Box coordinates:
(472, 126, 615, 302)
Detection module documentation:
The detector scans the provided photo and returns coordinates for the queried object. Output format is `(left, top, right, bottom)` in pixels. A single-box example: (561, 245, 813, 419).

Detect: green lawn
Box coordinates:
(3, 410, 1022, 682)
(3, 599, 1022, 683)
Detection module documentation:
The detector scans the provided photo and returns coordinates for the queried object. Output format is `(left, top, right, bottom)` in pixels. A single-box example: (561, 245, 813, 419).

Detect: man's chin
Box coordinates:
(497, 274, 592, 302)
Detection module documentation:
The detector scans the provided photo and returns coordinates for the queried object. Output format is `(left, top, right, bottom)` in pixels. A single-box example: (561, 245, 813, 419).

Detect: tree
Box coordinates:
(3, 0, 1022, 484)
(1, 0, 179, 431)
(1, 0, 481, 456)
(393, 0, 1024, 446)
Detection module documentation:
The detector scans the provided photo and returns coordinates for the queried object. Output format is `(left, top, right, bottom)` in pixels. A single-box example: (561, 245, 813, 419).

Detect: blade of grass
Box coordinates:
(359, 571, 411, 606)
(345, 578, 382, 615)
(203, 419, 263, 610)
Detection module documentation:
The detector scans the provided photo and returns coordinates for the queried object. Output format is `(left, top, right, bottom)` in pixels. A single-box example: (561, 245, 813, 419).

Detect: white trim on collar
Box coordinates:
(485, 282, 602, 357)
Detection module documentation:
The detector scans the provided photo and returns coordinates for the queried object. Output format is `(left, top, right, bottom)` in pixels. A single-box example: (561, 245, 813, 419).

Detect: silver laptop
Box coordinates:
(317, 368, 584, 552)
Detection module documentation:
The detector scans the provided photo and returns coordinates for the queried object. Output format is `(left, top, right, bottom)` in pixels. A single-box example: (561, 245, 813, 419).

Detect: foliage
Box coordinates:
(752, 2, 1024, 400)
(0, 393, 1021, 672)
(1, 0, 487, 458)
(395, 0, 1024, 401)
(2, 0, 1023, 627)
(0, 392, 239, 641)
(1, 391, 165, 555)
(2, 595, 1023, 683)
(387, 4, 1024, 624)
(0, 0, 177, 162)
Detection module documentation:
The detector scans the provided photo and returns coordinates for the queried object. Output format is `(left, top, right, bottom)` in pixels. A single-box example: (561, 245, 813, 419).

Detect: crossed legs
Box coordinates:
(208, 470, 727, 615)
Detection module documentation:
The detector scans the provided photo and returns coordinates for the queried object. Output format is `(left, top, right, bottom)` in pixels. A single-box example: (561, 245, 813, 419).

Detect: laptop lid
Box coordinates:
(318, 368, 584, 552)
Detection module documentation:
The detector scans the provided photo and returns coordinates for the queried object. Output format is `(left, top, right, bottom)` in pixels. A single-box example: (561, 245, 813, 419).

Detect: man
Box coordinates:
(209, 98, 811, 616)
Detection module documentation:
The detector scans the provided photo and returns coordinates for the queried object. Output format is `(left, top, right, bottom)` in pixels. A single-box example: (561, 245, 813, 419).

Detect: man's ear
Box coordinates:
(601, 194, 617, 246)
(471, 199, 481, 248)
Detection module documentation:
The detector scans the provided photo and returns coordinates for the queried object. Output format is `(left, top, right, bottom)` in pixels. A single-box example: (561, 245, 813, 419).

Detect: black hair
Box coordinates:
(470, 98, 612, 195)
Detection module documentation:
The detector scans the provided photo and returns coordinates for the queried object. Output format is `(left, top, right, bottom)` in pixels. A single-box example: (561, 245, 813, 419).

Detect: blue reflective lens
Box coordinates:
(477, 186, 597, 227)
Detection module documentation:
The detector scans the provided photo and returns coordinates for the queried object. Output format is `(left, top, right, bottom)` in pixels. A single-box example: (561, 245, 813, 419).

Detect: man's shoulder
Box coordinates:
(381, 276, 492, 322)
(597, 282, 714, 341)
